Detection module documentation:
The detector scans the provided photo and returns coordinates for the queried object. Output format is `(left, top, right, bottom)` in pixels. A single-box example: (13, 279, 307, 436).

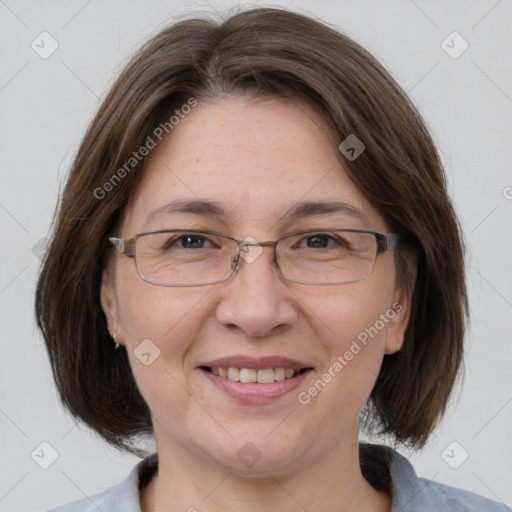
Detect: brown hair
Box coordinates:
(35, 7, 467, 457)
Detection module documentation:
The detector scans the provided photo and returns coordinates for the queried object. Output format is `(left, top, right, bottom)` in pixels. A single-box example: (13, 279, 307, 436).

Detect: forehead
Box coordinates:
(119, 96, 387, 234)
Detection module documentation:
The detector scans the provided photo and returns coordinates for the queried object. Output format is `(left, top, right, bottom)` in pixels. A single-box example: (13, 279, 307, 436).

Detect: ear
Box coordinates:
(100, 268, 120, 339)
(383, 286, 414, 355)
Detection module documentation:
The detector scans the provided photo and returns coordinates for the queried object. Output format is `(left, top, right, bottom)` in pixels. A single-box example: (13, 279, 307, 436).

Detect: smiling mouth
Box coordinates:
(200, 366, 312, 383)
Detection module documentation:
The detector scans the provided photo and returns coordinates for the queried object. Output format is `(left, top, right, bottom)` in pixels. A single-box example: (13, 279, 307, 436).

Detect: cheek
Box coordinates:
(114, 256, 208, 348)
(116, 282, 215, 429)
(294, 270, 396, 411)
(323, 294, 392, 387)
(299, 268, 396, 353)
(113, 267, 217, 406)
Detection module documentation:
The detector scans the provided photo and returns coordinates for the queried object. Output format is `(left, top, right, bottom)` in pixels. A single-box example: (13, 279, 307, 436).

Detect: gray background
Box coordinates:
(0, 0, 511, 510)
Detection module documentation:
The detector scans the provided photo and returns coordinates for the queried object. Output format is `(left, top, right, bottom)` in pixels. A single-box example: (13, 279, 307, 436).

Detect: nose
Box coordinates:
(215, 243, 298, 338)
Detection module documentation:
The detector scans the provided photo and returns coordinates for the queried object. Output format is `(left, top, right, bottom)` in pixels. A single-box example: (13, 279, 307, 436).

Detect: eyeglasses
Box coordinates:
(108, 228, 403, 287)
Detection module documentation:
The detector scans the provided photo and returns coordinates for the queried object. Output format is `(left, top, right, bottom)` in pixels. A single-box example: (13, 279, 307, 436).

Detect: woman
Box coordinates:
(36, 7, 510, 512)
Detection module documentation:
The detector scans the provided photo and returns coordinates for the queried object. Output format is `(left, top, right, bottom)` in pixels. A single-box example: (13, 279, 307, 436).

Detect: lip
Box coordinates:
(200, 367, 313, 404)
(198, 355, 312, 371)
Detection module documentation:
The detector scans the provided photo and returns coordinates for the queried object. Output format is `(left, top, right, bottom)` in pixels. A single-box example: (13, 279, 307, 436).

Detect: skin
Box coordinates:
(101, 96, 413, 512)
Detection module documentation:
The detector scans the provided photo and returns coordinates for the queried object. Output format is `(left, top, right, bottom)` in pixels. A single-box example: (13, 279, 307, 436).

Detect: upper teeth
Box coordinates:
(210, 367, 298, 383)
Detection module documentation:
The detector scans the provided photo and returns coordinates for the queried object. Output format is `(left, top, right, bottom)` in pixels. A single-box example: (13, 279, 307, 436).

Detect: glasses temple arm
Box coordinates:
(383, 233, 404, 250)
(108, 237, 135, 257)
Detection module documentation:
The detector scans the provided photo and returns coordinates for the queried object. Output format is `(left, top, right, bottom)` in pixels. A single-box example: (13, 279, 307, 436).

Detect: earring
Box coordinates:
(113, 329, 120, 350)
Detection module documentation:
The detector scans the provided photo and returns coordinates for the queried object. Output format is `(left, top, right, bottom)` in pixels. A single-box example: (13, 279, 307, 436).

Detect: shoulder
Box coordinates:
(43, 453, 158, 512)
(407, 476, 511, 511)
(361, 443, 511, 512)
(44, 481, 128, 512)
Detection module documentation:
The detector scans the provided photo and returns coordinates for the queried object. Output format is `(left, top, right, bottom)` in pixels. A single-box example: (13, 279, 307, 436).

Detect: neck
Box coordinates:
(140, 429, 391, 512)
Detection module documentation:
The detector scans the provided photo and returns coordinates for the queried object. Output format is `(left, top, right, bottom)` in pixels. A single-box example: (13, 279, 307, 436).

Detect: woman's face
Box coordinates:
(101, 96, 410, 475)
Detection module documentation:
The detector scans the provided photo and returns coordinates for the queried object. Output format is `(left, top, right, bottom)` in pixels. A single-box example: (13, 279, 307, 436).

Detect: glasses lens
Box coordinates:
(132, 229, 379, 286)
(276, 230, 378, 284)
(134, 231, 236, 286)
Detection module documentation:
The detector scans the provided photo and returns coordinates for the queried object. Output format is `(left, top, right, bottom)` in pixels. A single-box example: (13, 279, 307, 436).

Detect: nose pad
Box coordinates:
(236, 237, 264, 265)
(230, 240, 280, 277)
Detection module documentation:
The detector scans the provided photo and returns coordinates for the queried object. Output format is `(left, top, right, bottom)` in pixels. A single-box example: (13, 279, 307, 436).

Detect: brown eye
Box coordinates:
(294, 233, 346, 249)
(178, 235, 208, 249)
(304, 234, 332, 248)
(162, 234, 213, 250)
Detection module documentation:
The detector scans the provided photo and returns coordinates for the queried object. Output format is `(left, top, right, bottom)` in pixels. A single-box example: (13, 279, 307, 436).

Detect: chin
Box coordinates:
(205, 433, 308, 477)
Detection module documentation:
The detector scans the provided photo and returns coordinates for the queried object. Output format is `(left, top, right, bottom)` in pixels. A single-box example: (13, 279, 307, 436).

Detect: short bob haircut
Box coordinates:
(36, 7, 467, 457)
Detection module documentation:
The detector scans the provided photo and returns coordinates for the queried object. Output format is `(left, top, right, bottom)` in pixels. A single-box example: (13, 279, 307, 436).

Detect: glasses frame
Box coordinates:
(108, 228, 403, 287)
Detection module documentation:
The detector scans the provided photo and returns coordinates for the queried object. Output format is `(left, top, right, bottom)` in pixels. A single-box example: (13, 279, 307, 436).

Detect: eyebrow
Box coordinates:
(142, 198, 370, 229)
